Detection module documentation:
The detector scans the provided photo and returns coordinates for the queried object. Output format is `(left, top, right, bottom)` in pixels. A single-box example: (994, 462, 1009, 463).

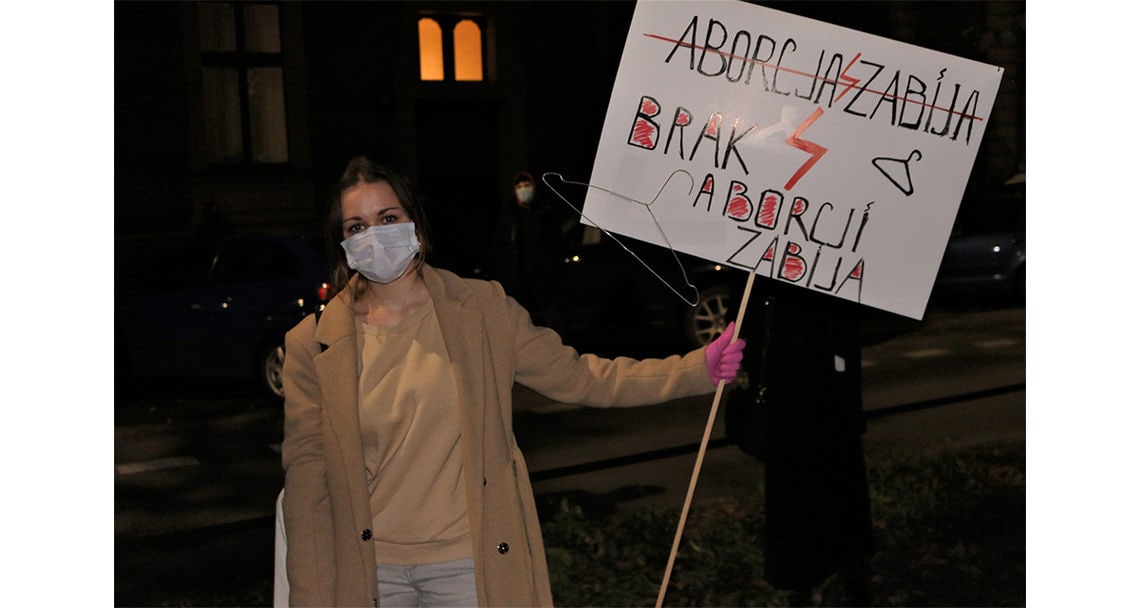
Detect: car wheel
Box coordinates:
(260, 341, 286, 399)
(684, 284, 733, 348)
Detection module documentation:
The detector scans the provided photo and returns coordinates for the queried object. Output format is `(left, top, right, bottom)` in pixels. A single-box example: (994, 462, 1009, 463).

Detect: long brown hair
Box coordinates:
(324, 157, 433, 296)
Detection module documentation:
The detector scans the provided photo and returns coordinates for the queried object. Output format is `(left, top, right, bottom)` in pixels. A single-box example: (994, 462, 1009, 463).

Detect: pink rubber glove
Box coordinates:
(705, 321, 746, 385)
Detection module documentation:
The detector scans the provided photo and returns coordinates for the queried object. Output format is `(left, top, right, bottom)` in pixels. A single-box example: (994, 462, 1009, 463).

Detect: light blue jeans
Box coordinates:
(375, 557, 478, 607)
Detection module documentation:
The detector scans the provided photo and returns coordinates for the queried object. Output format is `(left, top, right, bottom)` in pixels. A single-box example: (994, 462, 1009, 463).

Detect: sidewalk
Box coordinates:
(524, 384, 1025, 520)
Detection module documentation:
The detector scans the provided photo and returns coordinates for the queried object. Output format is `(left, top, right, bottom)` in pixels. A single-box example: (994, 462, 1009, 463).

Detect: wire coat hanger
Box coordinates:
(542, 170, 702, 307)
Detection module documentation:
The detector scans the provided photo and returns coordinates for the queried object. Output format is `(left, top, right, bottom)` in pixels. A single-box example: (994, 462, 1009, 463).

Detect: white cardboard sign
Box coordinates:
(584, 0, 1004, 320)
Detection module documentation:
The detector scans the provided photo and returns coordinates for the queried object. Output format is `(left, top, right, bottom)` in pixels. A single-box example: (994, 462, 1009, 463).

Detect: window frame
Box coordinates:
(197, 1, 289, 168)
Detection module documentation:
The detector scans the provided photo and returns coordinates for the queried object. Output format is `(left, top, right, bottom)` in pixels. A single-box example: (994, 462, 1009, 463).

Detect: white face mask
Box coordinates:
(340, 222, 421, 284)
(515, 185, 535, 205)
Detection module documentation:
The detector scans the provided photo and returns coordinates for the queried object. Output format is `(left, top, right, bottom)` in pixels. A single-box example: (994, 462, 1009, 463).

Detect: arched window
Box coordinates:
(453, 19, 483, 81)
(417, 14, 486, 82)
(418, 18, 444, 81)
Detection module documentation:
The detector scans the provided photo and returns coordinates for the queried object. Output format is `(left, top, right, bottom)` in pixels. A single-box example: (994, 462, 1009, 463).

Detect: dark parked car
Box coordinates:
(934, 232, 1025, 301)
(933, 174, 1026, 304)
(525, 225, 744, 353)
(116, 234, 332, 398)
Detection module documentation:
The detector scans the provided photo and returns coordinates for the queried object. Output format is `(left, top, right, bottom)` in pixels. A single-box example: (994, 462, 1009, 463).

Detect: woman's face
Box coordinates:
(340, 181, 412, 241)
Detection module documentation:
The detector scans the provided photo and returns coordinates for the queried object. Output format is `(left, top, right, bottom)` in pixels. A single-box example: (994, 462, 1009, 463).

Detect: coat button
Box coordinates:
(497, 542, 510, 554)
(361, 529, 372, 541)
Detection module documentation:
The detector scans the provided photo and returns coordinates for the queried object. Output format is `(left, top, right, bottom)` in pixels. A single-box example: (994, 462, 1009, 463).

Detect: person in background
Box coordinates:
(725, 283, 874, 606)
(489, 171, 572, 322)
(280, 156, 746, 607)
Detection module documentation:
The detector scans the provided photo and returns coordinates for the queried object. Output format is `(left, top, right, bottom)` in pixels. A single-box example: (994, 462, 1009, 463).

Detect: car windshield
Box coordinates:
(212, 239, 304, 285)
(127, 242, 219, 293)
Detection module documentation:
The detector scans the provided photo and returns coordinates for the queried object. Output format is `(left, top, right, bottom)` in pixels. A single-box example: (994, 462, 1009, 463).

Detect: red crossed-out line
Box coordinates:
(641, 32, 985, 123)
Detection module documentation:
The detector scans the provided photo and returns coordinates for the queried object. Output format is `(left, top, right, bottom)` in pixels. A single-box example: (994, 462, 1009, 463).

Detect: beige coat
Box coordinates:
(281, 266, 714, 607)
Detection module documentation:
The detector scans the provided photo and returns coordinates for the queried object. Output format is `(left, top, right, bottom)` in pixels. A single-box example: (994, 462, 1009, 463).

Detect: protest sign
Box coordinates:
(584, 0, 1004, 320)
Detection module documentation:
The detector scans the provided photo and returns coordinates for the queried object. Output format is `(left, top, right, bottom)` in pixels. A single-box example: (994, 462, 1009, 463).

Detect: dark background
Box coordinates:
(115, 0, 1025, 276)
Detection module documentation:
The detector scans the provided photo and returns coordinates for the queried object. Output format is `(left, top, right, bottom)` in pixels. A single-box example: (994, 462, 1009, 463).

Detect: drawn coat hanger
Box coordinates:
(872, 149, 923, 196)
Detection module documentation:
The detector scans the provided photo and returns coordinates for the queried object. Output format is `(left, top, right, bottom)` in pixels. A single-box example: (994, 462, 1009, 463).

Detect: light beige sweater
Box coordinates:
(356, 299, 470, 566)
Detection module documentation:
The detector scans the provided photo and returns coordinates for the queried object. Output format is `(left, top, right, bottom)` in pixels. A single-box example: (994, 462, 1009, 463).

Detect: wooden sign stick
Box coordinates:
(655, 269, 758, 608)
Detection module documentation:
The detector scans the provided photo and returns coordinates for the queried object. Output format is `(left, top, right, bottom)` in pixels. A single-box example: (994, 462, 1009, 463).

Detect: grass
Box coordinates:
(542, 440, 1025, 607)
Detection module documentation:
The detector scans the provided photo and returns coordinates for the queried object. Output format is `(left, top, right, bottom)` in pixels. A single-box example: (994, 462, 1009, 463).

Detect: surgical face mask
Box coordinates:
(340, 222, 421, 284)
(515, 185, 535, 205)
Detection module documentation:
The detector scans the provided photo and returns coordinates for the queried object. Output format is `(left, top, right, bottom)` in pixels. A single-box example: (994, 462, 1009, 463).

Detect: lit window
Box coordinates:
(453, 20, 483, 81)
(417, 14, 486, 82)
(418, 18, 444, 81)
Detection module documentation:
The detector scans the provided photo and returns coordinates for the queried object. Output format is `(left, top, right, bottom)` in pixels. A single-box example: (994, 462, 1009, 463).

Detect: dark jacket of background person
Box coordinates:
(489, 173, 573, 320)
(726, 281, 874, 602)
(281, 266, 717, 607)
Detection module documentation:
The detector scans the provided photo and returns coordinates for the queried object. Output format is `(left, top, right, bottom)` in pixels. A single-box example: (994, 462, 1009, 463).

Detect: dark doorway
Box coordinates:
(415, 98, 501, 277)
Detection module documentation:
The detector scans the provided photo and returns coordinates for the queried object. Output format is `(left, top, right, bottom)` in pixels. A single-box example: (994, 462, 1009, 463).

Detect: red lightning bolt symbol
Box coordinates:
(836, 52, 863, 102)
(784, 107, 827, 191)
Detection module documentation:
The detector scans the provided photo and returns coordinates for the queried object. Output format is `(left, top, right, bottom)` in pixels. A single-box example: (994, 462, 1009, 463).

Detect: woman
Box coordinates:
(281, 157, 745, 607)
